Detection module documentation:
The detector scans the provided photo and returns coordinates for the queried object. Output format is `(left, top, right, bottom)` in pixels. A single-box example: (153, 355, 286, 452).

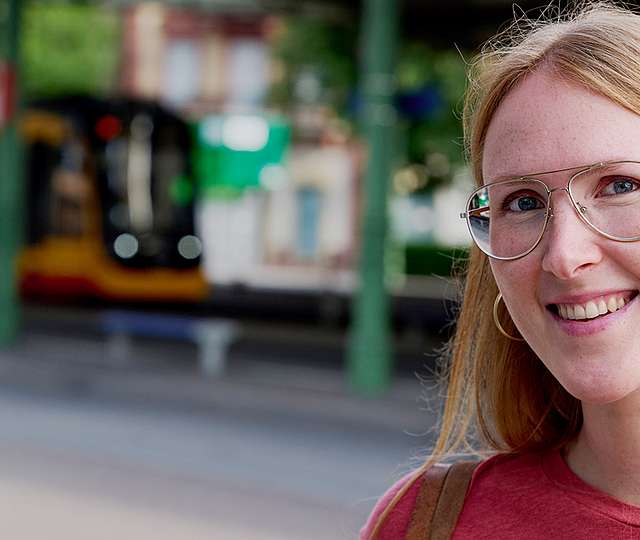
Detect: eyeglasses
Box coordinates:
(460, 160, 640, 260)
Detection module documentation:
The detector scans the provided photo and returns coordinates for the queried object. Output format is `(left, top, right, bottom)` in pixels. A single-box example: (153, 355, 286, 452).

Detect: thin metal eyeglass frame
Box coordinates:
(459, 160, 640, 261)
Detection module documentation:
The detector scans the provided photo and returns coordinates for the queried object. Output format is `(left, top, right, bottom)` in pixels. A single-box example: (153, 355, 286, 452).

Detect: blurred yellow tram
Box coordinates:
(19, 96, 208, 303)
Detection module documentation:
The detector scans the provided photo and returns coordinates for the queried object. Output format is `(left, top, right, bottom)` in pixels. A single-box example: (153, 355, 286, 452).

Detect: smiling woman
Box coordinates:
(362, 2, 640, 539)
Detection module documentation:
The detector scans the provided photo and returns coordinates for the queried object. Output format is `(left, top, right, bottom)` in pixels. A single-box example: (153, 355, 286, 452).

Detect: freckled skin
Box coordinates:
(484, 69, 640, 404)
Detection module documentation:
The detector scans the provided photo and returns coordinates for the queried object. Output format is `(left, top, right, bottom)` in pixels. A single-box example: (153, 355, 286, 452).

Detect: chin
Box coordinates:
(560, 375, 640, 405)
(538, 344, 640, 405)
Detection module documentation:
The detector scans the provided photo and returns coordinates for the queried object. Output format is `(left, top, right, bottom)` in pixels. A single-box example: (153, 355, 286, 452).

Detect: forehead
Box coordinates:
(482, 69, 640, 184)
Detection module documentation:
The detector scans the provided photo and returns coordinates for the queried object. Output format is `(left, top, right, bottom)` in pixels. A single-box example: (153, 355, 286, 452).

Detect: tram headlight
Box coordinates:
(114, 233, 139, 259)
(177, 235, 202, 260)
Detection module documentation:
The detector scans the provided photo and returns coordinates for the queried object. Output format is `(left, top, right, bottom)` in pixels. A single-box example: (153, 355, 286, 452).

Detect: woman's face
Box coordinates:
(484, 69, 640, 405)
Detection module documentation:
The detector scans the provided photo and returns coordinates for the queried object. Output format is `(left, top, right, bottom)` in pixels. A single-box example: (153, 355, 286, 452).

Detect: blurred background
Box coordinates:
(0, 0, 543, 537)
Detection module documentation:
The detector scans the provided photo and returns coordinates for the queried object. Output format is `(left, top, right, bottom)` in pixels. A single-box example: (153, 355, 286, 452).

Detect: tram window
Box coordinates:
(49, 138, 92, 237)
(50, 169, 90, 236)
(26, 132, 93, 241)
(25, 141, 58, 244)
(153, 136, 189, 233)
(104, 138, 129, 203)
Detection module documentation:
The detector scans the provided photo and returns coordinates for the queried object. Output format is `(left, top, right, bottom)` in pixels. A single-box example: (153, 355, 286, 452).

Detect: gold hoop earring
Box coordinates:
(493, 292, 525, 342)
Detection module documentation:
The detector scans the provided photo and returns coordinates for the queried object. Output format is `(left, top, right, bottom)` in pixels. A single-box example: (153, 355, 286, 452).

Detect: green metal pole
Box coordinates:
(348, 0, 398, 396)
(0, 0, 22, 344)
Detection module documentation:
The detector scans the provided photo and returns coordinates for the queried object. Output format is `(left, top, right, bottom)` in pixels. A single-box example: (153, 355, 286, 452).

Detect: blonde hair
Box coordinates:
(368, 2, 640, 538)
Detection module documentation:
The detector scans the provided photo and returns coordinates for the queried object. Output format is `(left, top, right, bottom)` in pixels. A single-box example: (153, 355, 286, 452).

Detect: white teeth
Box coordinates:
(556, 295, 631, 321)
(597, 299, 608, 315)
(585, 301, 599, 319)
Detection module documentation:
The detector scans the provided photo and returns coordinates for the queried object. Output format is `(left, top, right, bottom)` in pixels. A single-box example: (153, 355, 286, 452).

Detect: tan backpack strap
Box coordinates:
(430, 461, 478, 540)
(406, 460, 479, 540)
(405, 463, 450, 540)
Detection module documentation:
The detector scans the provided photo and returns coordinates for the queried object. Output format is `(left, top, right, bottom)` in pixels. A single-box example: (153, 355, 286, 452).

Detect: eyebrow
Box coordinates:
(484, 160, 622, 185)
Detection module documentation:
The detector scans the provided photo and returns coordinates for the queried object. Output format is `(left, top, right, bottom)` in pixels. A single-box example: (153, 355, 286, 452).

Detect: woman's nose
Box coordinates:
(540, 192, 603, 279)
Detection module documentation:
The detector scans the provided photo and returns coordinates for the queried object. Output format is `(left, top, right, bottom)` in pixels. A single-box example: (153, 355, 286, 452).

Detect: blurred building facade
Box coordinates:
(117, 3, 362, 290)
(120, 4, 271, 113)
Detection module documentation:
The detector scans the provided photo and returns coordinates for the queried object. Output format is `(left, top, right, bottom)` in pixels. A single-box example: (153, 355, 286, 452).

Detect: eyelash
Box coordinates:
(595, 176, 640, 196)
(501, 191, 545, 212)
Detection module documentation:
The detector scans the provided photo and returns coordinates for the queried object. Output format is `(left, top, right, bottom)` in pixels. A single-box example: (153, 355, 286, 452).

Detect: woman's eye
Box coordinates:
(504, 194, 545, 212)
(599, 177, 640, 196)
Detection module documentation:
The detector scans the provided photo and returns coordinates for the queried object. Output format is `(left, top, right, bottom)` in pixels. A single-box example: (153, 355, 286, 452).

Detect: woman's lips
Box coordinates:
(553, 292, 636, 321)
(548, 292, 638, 337)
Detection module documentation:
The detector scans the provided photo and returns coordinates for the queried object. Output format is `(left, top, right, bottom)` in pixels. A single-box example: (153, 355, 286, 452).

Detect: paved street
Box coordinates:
(0, 328, 441, 539)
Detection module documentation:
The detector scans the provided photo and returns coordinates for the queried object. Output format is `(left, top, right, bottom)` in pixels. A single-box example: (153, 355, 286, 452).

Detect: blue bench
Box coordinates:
(101, 310, 239, 376)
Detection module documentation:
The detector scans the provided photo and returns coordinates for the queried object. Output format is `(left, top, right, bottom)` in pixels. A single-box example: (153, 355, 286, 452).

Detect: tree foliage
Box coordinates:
(21, 2, 121, 99)
(397, 42, 467, 169)
(268, 16, 357, 116)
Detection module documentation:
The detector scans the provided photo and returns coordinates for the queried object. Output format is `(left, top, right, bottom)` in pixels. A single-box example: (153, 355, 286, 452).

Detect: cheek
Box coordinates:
(489, 257, 546, 341)
(490, 258, 539, 307)
(612, 245, 640, 272)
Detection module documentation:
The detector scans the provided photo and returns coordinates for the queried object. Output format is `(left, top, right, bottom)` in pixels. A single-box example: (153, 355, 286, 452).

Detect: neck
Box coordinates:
(566, 394, 640, 506)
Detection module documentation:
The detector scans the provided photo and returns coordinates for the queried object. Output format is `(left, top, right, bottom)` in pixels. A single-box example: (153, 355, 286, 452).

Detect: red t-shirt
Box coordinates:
(361, 449, 640, 539)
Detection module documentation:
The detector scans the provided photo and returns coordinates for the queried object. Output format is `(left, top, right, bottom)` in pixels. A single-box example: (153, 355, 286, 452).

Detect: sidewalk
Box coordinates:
(0, 327, 441, 436)
(0, 328, 442, 540)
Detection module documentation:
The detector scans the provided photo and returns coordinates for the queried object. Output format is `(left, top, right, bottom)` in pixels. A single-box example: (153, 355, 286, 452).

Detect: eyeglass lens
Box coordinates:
(467, 161, 640, 259)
